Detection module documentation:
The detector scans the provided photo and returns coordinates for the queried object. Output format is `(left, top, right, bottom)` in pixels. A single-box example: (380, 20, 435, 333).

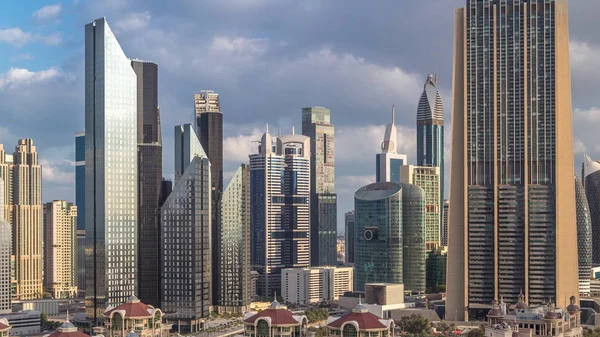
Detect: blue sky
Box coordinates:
(1, 0, 600, 231)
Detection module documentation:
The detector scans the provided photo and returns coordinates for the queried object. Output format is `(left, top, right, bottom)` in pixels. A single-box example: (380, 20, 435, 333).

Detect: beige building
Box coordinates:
(0, 140, 43, 300)
(43, 201, 77, 299)
(281, 267, 353, 304)
(400, 165, 440, 250)
(0, 179, 10, 314)
(93, 295, 170, 337)
(447, 0, 577, 320)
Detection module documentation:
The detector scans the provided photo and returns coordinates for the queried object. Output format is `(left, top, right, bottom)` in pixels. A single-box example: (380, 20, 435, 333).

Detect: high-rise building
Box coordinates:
(74, 132, 86, 297)
(344, 211, 355, 265)
(0, 178, 10, 313)
(132, 60, 162, 308)
(376, 106, 407, 183)
(0, 140, 43, 300)
(575, 176, 592, 296)
(400, 165, 441, 250)
(85, 18, 138, 322)
(161, 125, 211, 332)
(416, 74, 444, 226)
(583, 155, 600, 267)
(426, 246, 447, 294)
(218, 164, 251, 312)
(354, 182, 425, 293)
(43, 201, 78, 299)
(250, 129, 311, 296)
(447, 0, 578, 320)
(441, 200, 449, 246)
(194, 90, 223, 306)
(281, 266, 353, 304)
(302, 106, 337, 267)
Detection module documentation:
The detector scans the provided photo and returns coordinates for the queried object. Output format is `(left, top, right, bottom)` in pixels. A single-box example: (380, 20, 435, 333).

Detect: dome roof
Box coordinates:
(544, 303, 559, 320)
(0, 319, 9, 332)
(515, 292, 527, 309)
(566, 296, 580, 313)
(46, 320, 90, 337)
(327, 312, 388, 331)
(487, 300, 503, 317)
(104, 295, 154, 319)
(244, 308, 304, 326)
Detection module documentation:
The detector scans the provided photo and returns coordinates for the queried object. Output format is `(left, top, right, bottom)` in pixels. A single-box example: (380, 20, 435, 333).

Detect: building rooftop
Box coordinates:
(244, 299, 306, 326)
(104, 295, 154, 319)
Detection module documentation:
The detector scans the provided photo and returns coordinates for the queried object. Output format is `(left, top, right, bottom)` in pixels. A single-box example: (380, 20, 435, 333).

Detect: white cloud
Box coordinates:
(0, 28, 32, 46)
(0, 67, 63, 91)
(570, 40, 598, 71)
(10, 53, 34, 62)
(574, 107, 600, 122)
(574, 140, 587, 154)
(39, 159, 74, 184)
(33, 4, 62, 20)
(114, 12, 152, 32)
(223, 127, 264, 163)
(336, 124, 417, 164)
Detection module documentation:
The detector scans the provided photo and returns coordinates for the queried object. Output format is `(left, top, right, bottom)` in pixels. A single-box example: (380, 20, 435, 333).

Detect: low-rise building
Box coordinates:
(46, 320, 90, 337)
(281, 267, 353, 304)
(0, 319, 10, 337)
(0, 310, 41, 336)
(338, 285, 414, 319)
(326, 301, 394, 337)
(243, 300, 307, 337)
(92, 295, 170, 337)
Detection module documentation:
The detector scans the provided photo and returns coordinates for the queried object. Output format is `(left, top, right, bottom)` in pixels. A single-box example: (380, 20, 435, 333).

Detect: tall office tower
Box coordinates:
(159, 180, 172, 207)
(302, 107, 337, 267)
(584, 155, 600, 266)
(426, 246, 447, 294)
(43, 201, 78, 299)
(250, 129, 311, 296)
(354, 182, 425, 293)
(218, 164, 251, 312)
(11, 139, 43, 300)
(344, 211, 355, 265)
(575, 176, 592, 296)
(416, 74, 444, 226)
(162, 125, 211, 332)
(0, 178, 11, 313)
(194, 90, 223, 306)
(376, 107, 408, 183)
(75, 132, 86, 296)
(132, 60, 162, 308)
(447, 0, 577, 320)
(400, 165, 441, 250)
(85, 18, 138, 322)
(441, 200, 449, 246)
(0, 145, 12, 299)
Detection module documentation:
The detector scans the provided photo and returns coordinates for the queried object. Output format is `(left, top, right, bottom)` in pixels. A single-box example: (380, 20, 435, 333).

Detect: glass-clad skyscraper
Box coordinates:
(376, 106, 407, 183)
(75, 132, 86, 296)
(575, 176, 592, 296)
(84, 18, 138, 323)
(584, 155, 600, 267)
(354, 182, 425, 293)
(344, 211, 355, 265)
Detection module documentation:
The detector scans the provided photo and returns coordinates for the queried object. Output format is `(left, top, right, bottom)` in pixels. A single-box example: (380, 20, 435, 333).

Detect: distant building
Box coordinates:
(43, 201, 78, 299)
(354, 182, 425, 293)
(93, 295, 170, 337)
(575, 176, 592, 296)
(0, 179, 10, 314)
(583, 155, 600, 267)
(441, 200, 449, 246)
(281, 267, 353, 304)
(344, 211, 355, 265)
(326, 301, 394, 336)
(426, 247, 447, 294)
(243, 300, 307, 337)
(376, 106, 407, 183)
(365, 283, 405, 306)
(0, 310, 40, 336)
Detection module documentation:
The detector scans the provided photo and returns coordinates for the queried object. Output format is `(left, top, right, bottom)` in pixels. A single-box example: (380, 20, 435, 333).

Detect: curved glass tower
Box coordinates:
(575, 176, 592, 296)
(354, 182, 425, 293)
(584, 155, 600, 267)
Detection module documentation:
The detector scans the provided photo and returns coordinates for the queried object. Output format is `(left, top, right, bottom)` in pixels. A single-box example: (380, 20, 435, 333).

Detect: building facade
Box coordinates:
(376, 106, 407, 183)
(161, 126, 211, 331)
(302, 107, 337, 267)
(326, 301, 394, 337)
(354, 182, 425, 293)
(441, 200, 449, 247)
(400, 165, 441, 250)
(426, 246, 447, 294)
(95, 295, 170, 337)
(43, 201, 78, 299)
(218, 164, 251, 312)
(85, 18, 138, 322)
(281, 267, 353, 305)
(416, 74, 444, 227)
(575, 176, 592, 296)
(344, 211, 355, 265)
(243, 300, 307, 337)
(0, 179, 10, 313)
(75, 132, 86, 297)
(194, 90, 223, 307)
(447, 0, 578, 320)
(250, 130, 311, 297)
(584, 155, 600, 267)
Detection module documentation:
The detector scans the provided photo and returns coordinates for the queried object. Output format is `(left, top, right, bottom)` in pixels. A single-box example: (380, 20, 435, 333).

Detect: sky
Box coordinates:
(1, 0, 599, 232)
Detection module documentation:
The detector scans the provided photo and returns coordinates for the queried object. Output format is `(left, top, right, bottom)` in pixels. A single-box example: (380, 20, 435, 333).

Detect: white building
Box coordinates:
(281, 267, 353, 304)
(376, 106, 408, 183)
(0, 310, 41, 336)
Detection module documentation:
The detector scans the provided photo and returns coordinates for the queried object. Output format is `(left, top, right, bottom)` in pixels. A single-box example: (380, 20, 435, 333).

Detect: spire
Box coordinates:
(292, 126, 295, 135)
(266, 123, 269, 134)
(392, 105, 395, 125)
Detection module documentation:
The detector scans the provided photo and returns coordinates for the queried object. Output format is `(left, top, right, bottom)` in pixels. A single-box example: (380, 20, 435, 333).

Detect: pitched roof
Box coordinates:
(104, 296, 154, 318)
(327, 311, 387, 330)
(244, 308, 302, 326)
(0, 322, 9, 331)
(47, 321, 90, 337)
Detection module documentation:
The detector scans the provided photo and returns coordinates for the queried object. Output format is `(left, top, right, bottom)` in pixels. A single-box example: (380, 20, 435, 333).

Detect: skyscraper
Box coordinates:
(132, 60, 162, 308)
(194, 90, 223, 306)
(447, 0, 577, 320)
(583, 155, 600, 266)
(250, 129, 311, 296)
(441, 200, 449, 247)
(162, 125, 211, 332)
(1, 139, 43, 300)
(376, 107, 407, 183)
(85, 18, 138, 322)
(344, 211, 355, 265)
(302, 106, 337, 267)
(74, 132, 86, 297)
(43, 201, 78, 299)
(575, 176, 592, 296)
(416, 74, 444, 225)
(354, 182, 425, 293)
(400, 165, 441, 250)
(218, 164, 251, 311)
(0, 178, 10, 313)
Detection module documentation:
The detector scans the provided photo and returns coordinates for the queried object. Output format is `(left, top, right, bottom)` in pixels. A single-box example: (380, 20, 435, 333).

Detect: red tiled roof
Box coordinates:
(48, 330, 90, 337)
(327, 312, 387, 330)
(0, 322, 9, 331)
(105, 301, 153, 318)
(244, 309, 301, 326)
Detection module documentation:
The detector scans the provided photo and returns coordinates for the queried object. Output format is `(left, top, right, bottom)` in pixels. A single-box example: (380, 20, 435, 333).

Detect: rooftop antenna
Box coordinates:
(292, 126, 295, 135)
(392, 105, 396, 125)
(266, 123, 269, 134)
(66, 310, 69, 322)
(278, 127, 281, 138)
(358, 294, 362, 305)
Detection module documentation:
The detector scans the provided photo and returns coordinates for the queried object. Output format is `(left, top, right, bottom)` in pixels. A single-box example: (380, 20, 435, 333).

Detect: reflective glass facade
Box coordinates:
(85, 18, 138, 322)
(575, 176, 592, 296)
(584, 157, 600, 267)
(344, 211, 355, 265)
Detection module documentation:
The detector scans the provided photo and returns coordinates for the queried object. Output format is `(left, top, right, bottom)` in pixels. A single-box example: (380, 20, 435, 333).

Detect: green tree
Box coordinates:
(398, 314, 431, 335)
(467, 328, 485, 337)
